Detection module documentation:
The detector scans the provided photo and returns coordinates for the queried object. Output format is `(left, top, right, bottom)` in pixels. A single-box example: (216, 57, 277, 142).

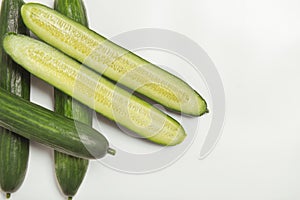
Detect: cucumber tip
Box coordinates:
(107, 148, 116, 156)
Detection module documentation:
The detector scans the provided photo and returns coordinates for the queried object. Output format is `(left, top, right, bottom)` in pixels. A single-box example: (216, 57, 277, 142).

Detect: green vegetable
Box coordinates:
(3, 33, 186, 146)
(0, 87, 115, 159)
(0, 0, 30, 198)
(53, 0, 92, 199)
(21, 3, 208, 116)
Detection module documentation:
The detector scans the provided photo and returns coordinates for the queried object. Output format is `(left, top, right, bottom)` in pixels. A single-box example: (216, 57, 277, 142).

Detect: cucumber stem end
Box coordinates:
(107, 148, 116, 156)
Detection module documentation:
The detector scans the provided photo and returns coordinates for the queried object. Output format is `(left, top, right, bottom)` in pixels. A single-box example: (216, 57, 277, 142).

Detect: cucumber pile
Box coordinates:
(0, 0, 208, 199)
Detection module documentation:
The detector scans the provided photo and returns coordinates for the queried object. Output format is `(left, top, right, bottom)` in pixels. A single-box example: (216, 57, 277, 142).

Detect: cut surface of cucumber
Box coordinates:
(3, 33, 186, 146)
(21, 3, 208, 116)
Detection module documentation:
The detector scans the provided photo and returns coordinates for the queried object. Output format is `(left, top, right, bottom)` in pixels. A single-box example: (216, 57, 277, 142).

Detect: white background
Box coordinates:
(1, 0, 300, 199)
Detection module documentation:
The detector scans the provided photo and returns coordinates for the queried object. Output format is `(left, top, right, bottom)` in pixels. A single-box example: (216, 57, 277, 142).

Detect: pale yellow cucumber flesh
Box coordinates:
(3, 34, 186, 146)
(21, 3, 208, 116)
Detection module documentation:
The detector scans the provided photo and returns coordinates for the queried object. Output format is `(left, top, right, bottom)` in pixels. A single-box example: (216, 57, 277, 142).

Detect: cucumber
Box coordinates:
(3, 33, 186, 146)
(53, 0, 92, 199)
(0, 87, 115, 159)
(20, 3, 208, 116)
(0, 0, 30, 197)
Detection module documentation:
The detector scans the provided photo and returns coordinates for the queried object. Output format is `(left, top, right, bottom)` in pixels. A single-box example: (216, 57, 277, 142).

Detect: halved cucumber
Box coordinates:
(20, 3, 208, 116)
(3, 33, 186, 146)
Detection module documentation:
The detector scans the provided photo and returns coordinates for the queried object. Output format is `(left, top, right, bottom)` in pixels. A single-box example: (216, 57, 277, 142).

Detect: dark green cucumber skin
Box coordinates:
(53, 0, 91, 198)
(0, 87, 110, 159)
(0, 0, 30, 195)
(54, 153, 89, 199)
(54, 0, 88, 26)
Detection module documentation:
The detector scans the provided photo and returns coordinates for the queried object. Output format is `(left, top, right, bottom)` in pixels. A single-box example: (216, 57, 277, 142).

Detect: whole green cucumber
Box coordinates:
(0, 0, 30, 198)
(3, 33, 186, 146)
(53, 0, 92, 199)
(20, 3, 208, 116)
(0, 87, 115, 159)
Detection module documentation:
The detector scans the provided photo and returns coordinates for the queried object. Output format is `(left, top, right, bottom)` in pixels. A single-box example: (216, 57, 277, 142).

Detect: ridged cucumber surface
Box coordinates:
(53, 0, 91, 199)
(0, 0, 30, 197)
(20, 3, 208, 116)
(3, 33, 186, 146)
(0, 87, 115, 159)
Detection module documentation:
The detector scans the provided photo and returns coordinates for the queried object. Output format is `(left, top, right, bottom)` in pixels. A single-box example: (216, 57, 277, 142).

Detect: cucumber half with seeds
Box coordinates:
(20, 3, 208, 116)
(3, 33, 186, 146)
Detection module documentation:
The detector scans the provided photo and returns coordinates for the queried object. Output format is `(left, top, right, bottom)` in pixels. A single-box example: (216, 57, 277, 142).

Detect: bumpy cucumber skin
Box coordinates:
(54, 0, 91, 198)
(0, 87, 111, 159)
(20, 3, 208, 116)
(0, 0, 30, 196)
(3, 33, 186, 146)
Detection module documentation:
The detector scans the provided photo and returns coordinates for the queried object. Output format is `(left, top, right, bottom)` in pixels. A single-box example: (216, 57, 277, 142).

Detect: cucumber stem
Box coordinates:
(6, 193, 11, 199)
(107, 148, 116, 156)
(68, 197, 72, 200)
